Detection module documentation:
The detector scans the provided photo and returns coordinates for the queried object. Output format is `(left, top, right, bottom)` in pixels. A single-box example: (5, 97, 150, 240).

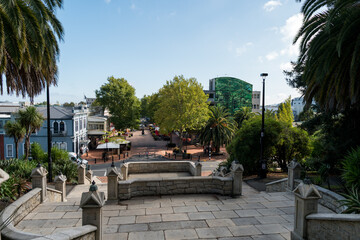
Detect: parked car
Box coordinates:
(68, 152, 88, 165)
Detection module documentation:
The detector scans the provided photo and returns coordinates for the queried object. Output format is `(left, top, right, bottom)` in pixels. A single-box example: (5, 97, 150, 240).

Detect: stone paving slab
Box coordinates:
(15, 182, 335, 239)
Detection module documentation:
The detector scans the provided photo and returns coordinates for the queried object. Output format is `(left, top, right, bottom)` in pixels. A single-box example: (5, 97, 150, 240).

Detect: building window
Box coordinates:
(54, 121, 59, 134)
(209, 93, 214, 98)
(60, 121, 65, 132)
(0, 120, 3, 129)
(80, 119, 83, 130)
(6, 144, 13, 158)
(59, 142, 67, 151)
(75, 120, 79, 132)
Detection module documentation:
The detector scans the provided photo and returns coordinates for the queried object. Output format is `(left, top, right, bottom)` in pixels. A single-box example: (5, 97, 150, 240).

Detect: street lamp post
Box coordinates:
(209, 127, 212, 161)
(259, 73, 268, 179)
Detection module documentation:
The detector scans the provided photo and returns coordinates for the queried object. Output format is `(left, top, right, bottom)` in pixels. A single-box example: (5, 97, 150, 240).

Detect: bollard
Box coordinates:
(80, 181, 105, 240)
(94, 158, 96, 164)
(231, 161, 244, 196)
(77, 164, 87, 184)
(291, 180, 321, 240)
(288, 159, 302, 191)
(112, 156, 114, 162)
(54, 174, 67, 202)
(174, 153, 176, 160)
(31, 164, 48, 202)
(107, 164, 122, 200)
(123, 153, 126, 158)
(127, 152, 129, 157)
(119, 154, 120, 160)
(198, 155, 201, 161)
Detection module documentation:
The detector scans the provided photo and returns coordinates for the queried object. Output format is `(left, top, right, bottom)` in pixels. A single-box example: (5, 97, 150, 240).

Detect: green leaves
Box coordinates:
(199, 106, 237, 152)
(155, 75, 209, 149)
(95, 76, 140, 130)
(292, 0, 360, 111)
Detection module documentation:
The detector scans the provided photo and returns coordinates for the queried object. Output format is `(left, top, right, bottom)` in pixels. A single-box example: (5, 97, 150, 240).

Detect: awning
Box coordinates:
(96, 142, 120, 149)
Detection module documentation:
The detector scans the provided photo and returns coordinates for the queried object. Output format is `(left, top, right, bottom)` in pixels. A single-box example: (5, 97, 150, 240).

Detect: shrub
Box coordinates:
(30, 142, 46, 163)
(53, 159, 77, 182)
(340, 187, 360, 214)
(0, 176, 31, 201)
(173, 147, 180, 153)
(342, 147, 360, 190)
(51, 147, 69, 165)
(0, 159, 37, 180)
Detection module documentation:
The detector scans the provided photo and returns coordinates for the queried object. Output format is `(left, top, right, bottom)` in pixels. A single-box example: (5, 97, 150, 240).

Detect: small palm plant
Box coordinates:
(340, 187, 360, 214)
(199, 106, 237, 153)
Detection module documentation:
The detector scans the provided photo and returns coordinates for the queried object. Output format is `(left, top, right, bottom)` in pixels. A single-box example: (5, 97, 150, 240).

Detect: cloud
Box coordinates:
(280, 13, 303, 42)
(235, 42, 253, 56)
(263, 1, 282, 12)
(279, 13, 303, 57)
(130, 3, 136, 10)
(104, 0, 111, 3)
(280, 62, 293, 71)
(266, 51, 279, 61)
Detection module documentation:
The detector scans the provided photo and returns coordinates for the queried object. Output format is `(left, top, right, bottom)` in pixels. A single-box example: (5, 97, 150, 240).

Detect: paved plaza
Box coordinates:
(16, 182, 333, 240)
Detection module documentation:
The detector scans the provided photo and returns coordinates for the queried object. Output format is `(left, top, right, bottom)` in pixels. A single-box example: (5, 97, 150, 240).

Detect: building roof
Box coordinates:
(88, 116, 108, 122)
(36, 106, 74, 119)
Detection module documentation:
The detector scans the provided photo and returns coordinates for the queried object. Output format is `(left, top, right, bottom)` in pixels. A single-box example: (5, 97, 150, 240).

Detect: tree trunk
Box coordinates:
(24, 136, 30, 160)
(170, 133, 173, 144)
(179, 130, 183, 151)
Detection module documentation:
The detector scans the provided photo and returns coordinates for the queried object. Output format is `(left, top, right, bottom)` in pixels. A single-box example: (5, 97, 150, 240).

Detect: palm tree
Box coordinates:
(234, 107, 254, 128)
(294, 0, 360, 111)
(199, 106, 237, 153)
(0, 0, 64, 100)
(4, 120, 26, 159)
(18, 106, 44, 160)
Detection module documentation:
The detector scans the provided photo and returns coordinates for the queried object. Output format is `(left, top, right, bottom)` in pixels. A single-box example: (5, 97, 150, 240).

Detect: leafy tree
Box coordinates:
(17, 107, 44, 160)
(147, 93, 161, 122)
(140, 95, 151, 118)
(292, 0, 360, 111)
(95, 76, 140, 129)
(4, 121, 25, 159)
(273, 126, 311, 171)
(31, 142, 47, 163)
(234, 107, 254, 128)
(298, 107, 315, 122)
(0, 0, 64, 100)
(226, 115, 283, 176)
(199, 106, 237, 153)
(275, 97, 293, 126)
(155, 75, 209, 150)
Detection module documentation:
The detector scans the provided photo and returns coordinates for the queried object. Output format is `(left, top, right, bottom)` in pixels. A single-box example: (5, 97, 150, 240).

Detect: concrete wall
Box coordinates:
(46, 188, 62, 203)
(306, 213, 360, 239)
(118, 176, 233, 200)
(125, 161, 196, 175)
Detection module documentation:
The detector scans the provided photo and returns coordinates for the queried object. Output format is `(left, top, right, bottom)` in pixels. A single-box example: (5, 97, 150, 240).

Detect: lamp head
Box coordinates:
(260, 73, 268, 78)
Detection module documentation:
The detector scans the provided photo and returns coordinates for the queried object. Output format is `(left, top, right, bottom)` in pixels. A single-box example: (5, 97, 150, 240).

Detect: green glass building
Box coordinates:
(204, 77, 253, 114)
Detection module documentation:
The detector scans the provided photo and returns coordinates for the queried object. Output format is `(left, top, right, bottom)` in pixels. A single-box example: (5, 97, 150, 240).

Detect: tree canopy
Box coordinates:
(17, 106, 44, 160)
(0, 0, 64, 99)
(291, 0, 360, 111)
(275, 96, 294, 126)
(199, 106, 237, 153)
(4, 120, 25, 159)
(155, 75, 209, 149)
(95, 76, 140, 129)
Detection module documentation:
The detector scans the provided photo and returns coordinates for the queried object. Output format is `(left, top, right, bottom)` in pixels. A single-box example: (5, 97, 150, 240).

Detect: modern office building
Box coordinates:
(204, 77, 260, 113)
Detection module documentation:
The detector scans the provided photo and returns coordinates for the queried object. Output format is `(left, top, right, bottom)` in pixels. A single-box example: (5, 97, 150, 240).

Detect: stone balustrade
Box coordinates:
(118, 176, 234, 200)
(121, 161, 202, 180)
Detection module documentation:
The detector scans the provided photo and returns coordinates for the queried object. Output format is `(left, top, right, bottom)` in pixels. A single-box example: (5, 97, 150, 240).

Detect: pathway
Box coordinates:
(16, 182, 333, 240)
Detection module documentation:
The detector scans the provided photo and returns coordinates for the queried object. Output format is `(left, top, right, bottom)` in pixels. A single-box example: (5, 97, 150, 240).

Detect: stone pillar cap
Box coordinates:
(77, 164, 87, 169)
(230, 161, 244, 172)
(31, 165, 48, 177)
(288, 159, 302, 170)
(80, 191, 105, 208)
(54, 174, 67, 182)
(107, 166, 121, 177)
(293, 181, 322, 199)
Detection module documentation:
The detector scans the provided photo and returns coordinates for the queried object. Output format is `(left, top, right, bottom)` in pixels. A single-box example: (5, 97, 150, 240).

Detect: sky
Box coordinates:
(2, 0, 304, 105)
